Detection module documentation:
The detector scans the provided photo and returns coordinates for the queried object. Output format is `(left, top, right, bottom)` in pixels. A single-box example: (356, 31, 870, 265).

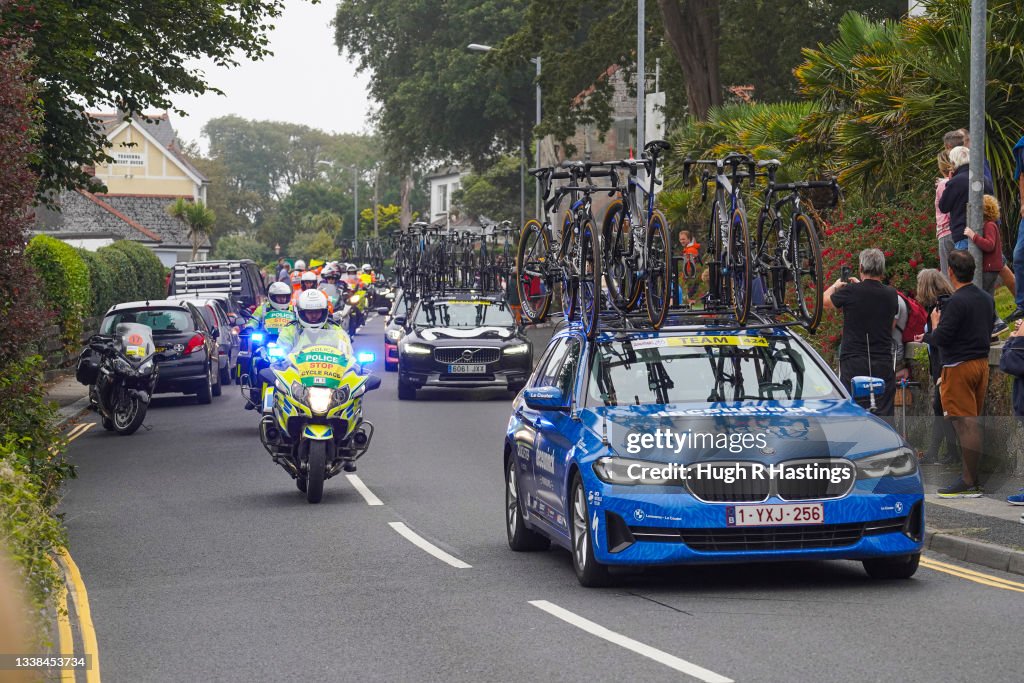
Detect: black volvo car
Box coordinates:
(396, 295, 532, 400)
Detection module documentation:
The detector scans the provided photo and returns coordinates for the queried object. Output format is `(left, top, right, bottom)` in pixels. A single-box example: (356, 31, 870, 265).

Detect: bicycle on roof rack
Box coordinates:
(751, 160, 838, 333)
(682, 152, 757, 326)
(600, 139, 673, 329)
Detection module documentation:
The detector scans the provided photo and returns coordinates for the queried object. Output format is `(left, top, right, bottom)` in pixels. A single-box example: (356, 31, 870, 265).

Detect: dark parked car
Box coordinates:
(100, 299, 222, 403)
(396, 295, 532, 400)
(189, 298, 240, 385)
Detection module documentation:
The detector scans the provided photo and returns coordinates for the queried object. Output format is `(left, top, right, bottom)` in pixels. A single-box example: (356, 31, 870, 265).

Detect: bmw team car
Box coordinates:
(504, 316, 924, 586)
(397, 294, 532, 400)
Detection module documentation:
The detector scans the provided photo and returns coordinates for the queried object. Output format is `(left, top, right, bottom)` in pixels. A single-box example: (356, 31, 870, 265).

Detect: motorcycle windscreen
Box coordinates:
(292, 329, 351, 388)
(115, 322, 155, 359)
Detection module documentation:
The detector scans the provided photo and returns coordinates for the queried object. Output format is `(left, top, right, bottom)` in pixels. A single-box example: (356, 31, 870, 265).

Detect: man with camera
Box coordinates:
(915, 249, 996, 498)
(824, 248, 899, 416)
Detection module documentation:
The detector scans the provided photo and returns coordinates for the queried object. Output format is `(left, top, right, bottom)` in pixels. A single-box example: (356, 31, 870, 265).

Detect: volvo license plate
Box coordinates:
(726, 503, 823, 527)
(449, 364, 486, 374)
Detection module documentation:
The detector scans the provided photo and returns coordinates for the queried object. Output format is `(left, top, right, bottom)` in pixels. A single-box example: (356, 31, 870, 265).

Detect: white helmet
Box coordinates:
(361, 263, 372, 273)
(296, 289, 329, 329)
(267, 281, 291, 311)
(294, 259, 307, 271)
(300, 270, 318, 289)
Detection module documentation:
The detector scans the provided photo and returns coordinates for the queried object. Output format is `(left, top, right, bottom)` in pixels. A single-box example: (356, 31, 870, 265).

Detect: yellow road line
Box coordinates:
(65, 422, 95, 443)
(50, 558, 76, 683)
(921, 557, 1024, 593)
(58, 548, 101, 683)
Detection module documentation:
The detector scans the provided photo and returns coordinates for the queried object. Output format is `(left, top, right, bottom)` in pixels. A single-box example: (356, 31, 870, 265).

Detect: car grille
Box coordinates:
(627, 516, 908, 552)
(433, 347, 500, 364)
(684, 459, 855, 503)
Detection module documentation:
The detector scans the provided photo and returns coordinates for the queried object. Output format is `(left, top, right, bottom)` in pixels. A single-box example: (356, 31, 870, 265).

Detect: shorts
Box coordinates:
(939, 358, 989, 417)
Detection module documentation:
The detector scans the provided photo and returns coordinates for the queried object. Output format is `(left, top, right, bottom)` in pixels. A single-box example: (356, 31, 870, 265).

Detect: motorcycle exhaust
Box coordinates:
(348, 420, 374, 459)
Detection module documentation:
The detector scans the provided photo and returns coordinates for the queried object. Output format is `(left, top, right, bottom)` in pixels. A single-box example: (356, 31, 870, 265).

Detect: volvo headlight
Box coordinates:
(386, 329, 403, 341)
(855, 448, 918, 479)
(308, 387, 332, 415)
(402, 343, 432, 356)
(592, 456, 686, 486)
(290, 380, 307, 402)
(504, 343, 530, 355)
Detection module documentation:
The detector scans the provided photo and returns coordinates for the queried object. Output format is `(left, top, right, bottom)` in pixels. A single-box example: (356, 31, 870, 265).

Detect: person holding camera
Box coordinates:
(824, 248, 899, 416)
(916, 269, 959, 464)
(916, 249, 995, 498)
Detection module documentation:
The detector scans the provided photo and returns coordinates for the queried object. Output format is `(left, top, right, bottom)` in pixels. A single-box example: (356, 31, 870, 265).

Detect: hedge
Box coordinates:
(76, 249, 115, 317)
(108, 240, 164, 301)
(94, 245, 136, 313)
(25, 235, 90, 355)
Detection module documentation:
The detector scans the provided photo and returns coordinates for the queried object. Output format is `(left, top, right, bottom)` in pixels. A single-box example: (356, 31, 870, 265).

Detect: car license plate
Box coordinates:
(727, 503, 823, 527)
(449, 364, 486, 374)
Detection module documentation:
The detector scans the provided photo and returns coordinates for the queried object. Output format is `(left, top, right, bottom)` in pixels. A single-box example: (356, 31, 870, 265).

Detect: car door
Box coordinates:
(514, 337, 568, 521)
(532, 336, 583, 531)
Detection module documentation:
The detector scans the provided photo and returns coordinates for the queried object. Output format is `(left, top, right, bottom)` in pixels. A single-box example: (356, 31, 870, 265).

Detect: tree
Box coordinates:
(213, 234, 271, 263)
(0, 0, 287, 200)
(287, 230, 340, 263)
(658, 1, 722, 120)
(360, 204, 406, 236)
(167, 198, 216, 260)
(453, 156, 522, 222)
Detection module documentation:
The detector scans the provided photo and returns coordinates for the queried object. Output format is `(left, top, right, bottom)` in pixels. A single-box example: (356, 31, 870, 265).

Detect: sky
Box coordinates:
(169, 1, 372, 150)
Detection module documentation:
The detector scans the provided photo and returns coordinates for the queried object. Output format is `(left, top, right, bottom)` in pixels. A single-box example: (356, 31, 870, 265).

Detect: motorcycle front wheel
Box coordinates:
(113, 388, 146, 435)
(304, 440, 328, 504)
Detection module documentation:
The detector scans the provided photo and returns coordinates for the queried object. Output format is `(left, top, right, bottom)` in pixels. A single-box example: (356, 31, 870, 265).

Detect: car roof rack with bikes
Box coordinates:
(554, 305, 801, 336)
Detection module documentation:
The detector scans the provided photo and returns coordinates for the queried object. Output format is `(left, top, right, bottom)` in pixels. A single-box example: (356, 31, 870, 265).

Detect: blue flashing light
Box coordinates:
(267, 343, 286, 360)
(251, 332, 265, 343)
(356, 351, 375, 364)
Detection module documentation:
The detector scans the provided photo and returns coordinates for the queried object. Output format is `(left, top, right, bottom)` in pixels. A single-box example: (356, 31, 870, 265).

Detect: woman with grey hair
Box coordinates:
(939, 145, 993, 250)
(917, 269, 959, 463)
(823, 248, 899, 415)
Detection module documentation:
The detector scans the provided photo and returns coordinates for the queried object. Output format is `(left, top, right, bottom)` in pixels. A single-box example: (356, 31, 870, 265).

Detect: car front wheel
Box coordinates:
(570, 472, 612, 587)
(506, 456, 550, 552)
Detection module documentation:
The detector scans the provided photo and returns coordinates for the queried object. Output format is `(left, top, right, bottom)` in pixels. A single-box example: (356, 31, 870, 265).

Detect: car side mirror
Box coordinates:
(851, 376, 886, 400)
(376, 307, 389, 316)
(523, 386, 566, 411)
(363, 375, 382, 392)
(210, 327, 220, 339)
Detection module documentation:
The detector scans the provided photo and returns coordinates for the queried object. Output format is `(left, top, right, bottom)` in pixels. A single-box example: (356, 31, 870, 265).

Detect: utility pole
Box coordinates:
(535, 55, 542, 219)
(353, 166, 359, 250)
(636, 0, 645, 158)
(967, 0, 986, 288)
(519, 130, 525, 227)
(373, 166, 379, 239)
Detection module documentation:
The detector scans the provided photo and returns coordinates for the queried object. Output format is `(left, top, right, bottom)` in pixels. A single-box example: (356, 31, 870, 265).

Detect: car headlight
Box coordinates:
(402, 343, 432, 356)
(308, 387, 332, 415)
(386, 329, 403, 341)
(855, 448, 918, 479)
(290, 380, 308, 402)
(592, 456, 686, 486)
(504, 342, 530, 355)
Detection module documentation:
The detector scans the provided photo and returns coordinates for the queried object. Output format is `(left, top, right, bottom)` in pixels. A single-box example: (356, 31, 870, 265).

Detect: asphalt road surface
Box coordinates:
(61, 317, 1023, 682)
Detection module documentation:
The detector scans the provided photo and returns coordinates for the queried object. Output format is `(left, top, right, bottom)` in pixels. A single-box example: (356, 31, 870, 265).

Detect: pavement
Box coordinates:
(50, 318, 1024, 681)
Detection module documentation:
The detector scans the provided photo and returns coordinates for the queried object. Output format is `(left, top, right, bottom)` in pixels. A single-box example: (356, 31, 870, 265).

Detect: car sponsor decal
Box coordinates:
(587, 490, 602, 507)
(517, 444, 531, 461)
(535, 447, 555, 473)
(631, 335, 769, 350)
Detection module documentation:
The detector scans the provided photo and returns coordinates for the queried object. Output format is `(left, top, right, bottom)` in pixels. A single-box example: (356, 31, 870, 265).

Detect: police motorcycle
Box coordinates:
(257, 293, 381, 503)
(238, 282, 295, 411)
(76, 323, 177, 435)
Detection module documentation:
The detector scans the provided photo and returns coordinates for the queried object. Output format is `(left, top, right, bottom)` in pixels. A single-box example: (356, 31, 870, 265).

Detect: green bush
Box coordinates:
(108, 240, 165, 300)
(214, 234, 271, 263)
(24, 235, 90, 353)
(96, 245, 138, 309)
(76, 249, 114, 317)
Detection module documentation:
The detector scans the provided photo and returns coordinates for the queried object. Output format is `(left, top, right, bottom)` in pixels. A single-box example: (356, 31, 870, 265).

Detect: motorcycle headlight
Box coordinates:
(348, 295, 360, 305)
(290, 380, 307, 402)
(333, 386, 350, 405)
(113, 357, 132, 374)
(855, 448, 918, 479)
(386, 329, 403, 341)
(251, 332, 265, 343)
(402, 343, 432, 356)
(308, 387, 332, 415)
(139, 359, 154, 374)
(592, 456, 686, 486)
(267, 343, 287, 360)
(504, 343, 530, 355)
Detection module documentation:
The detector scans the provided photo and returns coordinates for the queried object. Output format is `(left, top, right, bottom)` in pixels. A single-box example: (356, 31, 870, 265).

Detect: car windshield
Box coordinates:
(414, 301, 514, 328)
(101, 308, 194, 335)
(587, 334, 841, 406)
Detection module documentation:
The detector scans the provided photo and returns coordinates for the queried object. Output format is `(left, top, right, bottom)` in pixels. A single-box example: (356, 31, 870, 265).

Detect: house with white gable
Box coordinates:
(34, 112, 211, 266)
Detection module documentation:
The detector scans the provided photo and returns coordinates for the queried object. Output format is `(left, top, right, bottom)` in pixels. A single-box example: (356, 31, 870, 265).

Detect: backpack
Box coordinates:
(897, 291, 927, 343)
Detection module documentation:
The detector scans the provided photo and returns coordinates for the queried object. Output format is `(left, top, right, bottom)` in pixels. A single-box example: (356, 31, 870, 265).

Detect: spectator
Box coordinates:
(678, 228, 701, 305)
(964, 195, 1010, 329)
(944, 128, 993, 186)
(935, 150, 955, 274)
(917, 249, 995, 498)
(1000, 320, 1024, 505)
(939, 146, 994, 251)
(1007, 132, 1024, 323)
(276, 259, 290, 283)
(823, 248, 899, 415)
(916, 268, 959, 464)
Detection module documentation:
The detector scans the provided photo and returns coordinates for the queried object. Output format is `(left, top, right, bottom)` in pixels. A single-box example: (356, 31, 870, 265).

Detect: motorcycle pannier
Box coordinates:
(75, 348, 100, 386)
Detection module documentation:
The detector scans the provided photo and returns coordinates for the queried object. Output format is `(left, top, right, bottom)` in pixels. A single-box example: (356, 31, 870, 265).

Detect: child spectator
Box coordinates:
(964, 195, 1010, 336)
(935, 150, 955, 274)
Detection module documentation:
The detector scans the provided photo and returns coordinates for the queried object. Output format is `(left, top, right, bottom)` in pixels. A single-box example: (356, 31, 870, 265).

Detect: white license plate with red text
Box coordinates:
(726, 503, 823, 527)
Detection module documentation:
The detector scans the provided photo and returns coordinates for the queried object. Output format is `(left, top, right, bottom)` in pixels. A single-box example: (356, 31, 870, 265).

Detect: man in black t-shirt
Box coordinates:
(824, 248, 899, 415)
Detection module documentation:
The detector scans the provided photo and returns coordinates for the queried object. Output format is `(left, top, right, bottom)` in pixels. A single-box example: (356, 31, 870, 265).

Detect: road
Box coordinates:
(60, 317, 1024, 682)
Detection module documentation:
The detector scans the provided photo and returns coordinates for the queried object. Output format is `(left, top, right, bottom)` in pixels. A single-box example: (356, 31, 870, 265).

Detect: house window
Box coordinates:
(439, 184, 448, 212)
(613, 119, 635, 159)
(114, 152, 144, 167)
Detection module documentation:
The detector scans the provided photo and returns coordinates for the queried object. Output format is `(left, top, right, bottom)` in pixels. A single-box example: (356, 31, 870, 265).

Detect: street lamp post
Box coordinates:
(468, 42, 542, 219)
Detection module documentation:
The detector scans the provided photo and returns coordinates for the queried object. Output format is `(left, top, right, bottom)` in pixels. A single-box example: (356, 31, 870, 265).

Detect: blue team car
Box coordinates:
(503, 315, 924, 586)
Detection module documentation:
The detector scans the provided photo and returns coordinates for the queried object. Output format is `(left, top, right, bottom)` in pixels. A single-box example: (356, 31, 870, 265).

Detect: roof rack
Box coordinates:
(546, 304, 801, 336)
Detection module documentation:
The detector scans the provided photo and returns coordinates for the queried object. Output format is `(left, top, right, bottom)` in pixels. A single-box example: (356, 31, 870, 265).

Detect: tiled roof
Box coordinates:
(100, 195, 210, 248)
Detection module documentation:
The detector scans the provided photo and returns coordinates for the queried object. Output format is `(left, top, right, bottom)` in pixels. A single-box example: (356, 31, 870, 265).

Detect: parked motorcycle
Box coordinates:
(76, 323, 177, 435)
(257, 327, 381, 503)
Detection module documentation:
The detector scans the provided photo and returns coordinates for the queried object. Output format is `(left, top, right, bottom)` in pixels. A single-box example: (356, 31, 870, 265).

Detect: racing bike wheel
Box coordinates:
(505, 457, 550, 551)
(601, 199, 641, 311)
(644, 210, 671, 329)
(304, 440, 327, 504)
(557, 212, 578, 321)
(787, 213, 824, 333)
(515, 219, 552, 323)
(570, 472, 612, 587)
(728, 207, 752, 325)
(579, 219, 601, 340)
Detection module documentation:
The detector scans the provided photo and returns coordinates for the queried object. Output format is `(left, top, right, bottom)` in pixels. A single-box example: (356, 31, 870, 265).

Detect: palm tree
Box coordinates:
(167, 198, 216, 260)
